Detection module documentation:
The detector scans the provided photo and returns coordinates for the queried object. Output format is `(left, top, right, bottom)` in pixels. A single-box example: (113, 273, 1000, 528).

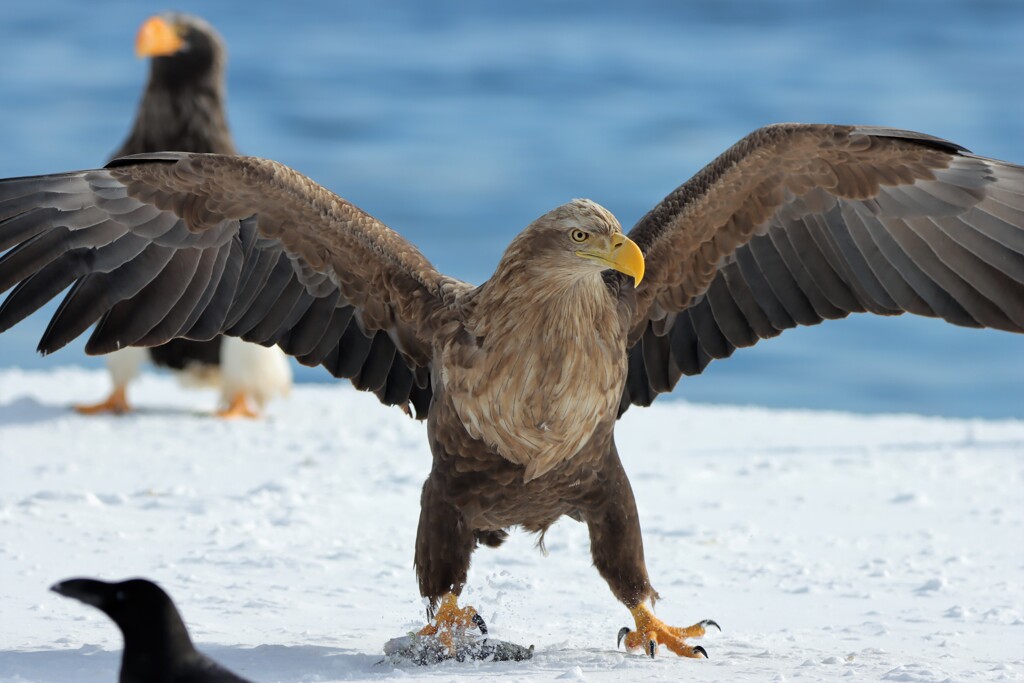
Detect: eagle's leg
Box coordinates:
(215, 336, 291, 419)
(413, 478, 484, 652)
(75, 347, 145, 415)
(587, 452, 716, 659)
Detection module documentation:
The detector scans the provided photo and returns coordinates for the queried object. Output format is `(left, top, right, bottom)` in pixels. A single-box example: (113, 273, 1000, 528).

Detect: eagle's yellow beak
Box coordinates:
(136, 16, 185, 58)
(577, 234, 645, 287)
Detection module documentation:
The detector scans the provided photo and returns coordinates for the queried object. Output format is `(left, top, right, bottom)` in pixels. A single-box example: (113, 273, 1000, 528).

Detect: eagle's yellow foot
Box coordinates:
(617, 603, 719, 658)
(215, 392, 260, 419)
(74, 387, 130, 415)
(418, 593, 487, 655)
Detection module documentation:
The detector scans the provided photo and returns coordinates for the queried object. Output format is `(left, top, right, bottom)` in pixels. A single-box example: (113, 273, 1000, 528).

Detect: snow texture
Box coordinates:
(1, 367, 1022, 682)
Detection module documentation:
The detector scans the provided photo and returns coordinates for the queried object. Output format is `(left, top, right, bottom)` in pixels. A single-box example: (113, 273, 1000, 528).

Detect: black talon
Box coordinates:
(471, 613, 488, 635)
(616, 627, 631, 648)
(693, 645, 708, 658)
(647, 639, 657, 658)
(701, 619, 721, 632)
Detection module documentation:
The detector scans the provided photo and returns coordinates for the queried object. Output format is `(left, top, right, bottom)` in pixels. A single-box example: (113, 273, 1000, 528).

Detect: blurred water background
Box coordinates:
(0, 0, 1021, 418)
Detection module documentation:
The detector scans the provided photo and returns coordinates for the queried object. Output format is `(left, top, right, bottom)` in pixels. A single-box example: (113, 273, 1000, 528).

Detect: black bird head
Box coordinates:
(50, 577, 251, 683)
(53, 577, 186, 635)
(51, 577, 195, 661)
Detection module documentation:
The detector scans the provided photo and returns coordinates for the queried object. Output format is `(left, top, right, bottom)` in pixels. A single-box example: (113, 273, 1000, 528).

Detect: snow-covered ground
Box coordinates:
(0, 367, 1022, 682)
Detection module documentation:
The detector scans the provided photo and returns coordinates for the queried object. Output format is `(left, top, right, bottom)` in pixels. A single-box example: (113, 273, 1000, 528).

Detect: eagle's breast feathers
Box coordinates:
(440, 275, 626, 481)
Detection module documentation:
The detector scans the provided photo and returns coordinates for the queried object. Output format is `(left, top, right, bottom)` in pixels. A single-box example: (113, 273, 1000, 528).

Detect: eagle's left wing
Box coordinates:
(619, 124, 1024, 412)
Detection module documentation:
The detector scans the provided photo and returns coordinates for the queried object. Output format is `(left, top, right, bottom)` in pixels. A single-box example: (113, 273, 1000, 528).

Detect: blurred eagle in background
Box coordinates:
(72, 13, 290, 419)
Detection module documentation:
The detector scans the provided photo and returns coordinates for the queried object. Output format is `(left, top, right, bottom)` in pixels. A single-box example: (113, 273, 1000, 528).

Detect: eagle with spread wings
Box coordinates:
(1, 124, 1022, 657)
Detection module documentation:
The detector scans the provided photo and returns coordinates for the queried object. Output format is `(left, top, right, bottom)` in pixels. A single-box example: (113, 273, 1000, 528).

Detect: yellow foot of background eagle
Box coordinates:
(618, 604, 719, 658)
(74, 387, 130, 415)
(215, 392, 260, 419)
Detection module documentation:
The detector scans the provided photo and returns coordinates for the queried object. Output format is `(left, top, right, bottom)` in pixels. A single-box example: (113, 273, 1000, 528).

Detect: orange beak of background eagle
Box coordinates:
(135, 16, 185, 58)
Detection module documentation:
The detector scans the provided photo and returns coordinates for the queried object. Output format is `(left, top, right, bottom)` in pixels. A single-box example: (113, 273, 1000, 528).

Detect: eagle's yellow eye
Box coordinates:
(570, 229, 588, 243)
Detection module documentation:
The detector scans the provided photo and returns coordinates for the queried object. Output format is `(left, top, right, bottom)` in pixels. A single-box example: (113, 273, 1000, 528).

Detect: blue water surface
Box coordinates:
(0, 0, 1021, 418)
